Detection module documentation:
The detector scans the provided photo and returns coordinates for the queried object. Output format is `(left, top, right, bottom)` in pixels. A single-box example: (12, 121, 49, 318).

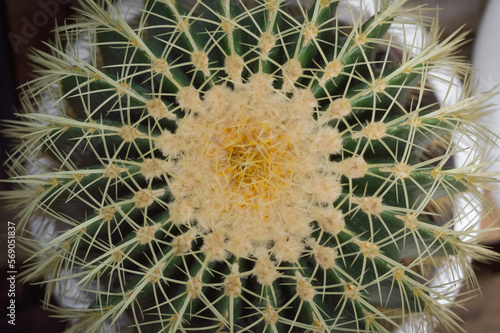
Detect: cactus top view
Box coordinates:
(2, 0, 499, 332)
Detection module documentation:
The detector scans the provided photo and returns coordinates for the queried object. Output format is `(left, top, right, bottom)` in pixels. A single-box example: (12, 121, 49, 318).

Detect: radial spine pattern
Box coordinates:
(2, 0, 498, 332)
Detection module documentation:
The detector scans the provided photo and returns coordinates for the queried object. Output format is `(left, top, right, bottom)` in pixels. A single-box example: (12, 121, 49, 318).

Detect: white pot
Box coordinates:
(472, 0, 500, 210)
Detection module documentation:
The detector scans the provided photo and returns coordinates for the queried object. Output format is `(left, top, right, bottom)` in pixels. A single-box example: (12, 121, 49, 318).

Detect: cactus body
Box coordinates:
(2, 0, 498, 332)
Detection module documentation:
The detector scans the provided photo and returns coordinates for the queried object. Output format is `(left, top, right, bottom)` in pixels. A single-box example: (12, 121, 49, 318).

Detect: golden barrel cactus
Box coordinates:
(2, 0, 498, 332)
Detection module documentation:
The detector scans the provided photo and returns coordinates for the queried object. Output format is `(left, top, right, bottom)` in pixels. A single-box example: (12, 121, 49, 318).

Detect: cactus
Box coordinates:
(2, 0, 498, 332)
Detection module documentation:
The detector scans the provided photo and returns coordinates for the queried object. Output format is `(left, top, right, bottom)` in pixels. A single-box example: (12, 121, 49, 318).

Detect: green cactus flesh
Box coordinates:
(3, 0, 498, 332)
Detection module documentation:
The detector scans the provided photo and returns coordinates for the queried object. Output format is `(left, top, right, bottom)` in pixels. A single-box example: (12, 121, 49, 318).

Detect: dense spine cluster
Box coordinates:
(2, 0, 497, 332)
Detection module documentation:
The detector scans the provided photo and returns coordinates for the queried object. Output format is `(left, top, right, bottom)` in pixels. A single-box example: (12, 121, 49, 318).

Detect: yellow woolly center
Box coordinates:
(163, 73, 345, 259)
(219, 120, 291, 206)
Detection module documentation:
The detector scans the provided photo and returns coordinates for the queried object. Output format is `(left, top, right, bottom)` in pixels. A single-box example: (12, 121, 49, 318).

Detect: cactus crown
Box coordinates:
(2, 0, 498, 332)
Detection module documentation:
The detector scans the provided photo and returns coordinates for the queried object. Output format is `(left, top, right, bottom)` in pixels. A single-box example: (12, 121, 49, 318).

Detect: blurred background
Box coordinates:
(0, 0, 498, 332)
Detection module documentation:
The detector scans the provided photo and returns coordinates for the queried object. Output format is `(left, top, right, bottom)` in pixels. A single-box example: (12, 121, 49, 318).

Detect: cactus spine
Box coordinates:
(2, 0, 498, 332)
